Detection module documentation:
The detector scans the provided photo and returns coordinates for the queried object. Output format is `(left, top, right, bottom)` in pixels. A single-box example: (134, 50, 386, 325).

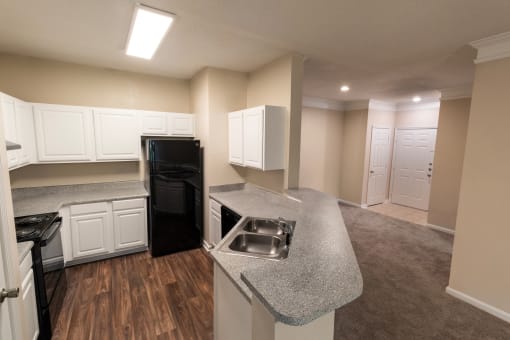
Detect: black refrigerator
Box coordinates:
(148, 139, 203, 257)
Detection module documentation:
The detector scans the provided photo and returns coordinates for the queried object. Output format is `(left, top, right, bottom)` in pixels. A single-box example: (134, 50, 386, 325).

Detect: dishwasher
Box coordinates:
(221, 206, 241, 238)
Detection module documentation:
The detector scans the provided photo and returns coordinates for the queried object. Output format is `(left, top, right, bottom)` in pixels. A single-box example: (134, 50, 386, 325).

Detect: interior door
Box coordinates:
(391, 128, 437, 210)
(0, 239, 14, 340)
(367, 128, 392, 206)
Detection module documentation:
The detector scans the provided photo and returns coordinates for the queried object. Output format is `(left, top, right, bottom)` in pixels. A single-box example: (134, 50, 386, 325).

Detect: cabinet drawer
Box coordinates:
(210, 199, 222, 214)
(70, 202, 108, 216)
(19, 251, 33, 278)
(113, 198, 145, 211)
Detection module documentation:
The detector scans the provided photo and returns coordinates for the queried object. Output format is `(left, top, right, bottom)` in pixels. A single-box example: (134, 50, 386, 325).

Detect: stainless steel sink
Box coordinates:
(219, 217, 295, 260)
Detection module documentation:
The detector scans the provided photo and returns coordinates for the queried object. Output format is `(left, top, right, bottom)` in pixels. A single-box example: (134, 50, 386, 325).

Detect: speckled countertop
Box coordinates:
(17, 241, 33, 263)
(209, 183, 363, 326)
(12, 181, 149, 217)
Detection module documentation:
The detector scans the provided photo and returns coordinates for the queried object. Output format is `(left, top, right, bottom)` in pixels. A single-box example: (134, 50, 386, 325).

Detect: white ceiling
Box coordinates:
(1, 0, 510, 102)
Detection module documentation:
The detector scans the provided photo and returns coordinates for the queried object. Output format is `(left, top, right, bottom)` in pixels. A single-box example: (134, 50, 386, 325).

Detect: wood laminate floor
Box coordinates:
(52, 249, 214, 340)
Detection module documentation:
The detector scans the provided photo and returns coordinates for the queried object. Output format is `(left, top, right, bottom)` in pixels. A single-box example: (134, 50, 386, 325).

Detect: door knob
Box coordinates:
(0, 287, 19, 303)
(427, 174, 431, 178)
(370, 170, 374, 174)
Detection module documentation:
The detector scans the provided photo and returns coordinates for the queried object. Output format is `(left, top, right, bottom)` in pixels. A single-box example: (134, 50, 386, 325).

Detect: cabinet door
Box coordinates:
(228, 111, 244, 165)
(141, 111, 168, 135)
(169, 113, 194, 136)
(1, 95, 19, 168)
(34, 104, 95, 162)
(113, 208, 147, 250)
(21, 270, 39, 340)
(94, 109, 140, 160)
(209, 208, 222, 246)
(71, 212, 110, 258)
(15, 100, 36, 166)
(243, 107, 264, 169)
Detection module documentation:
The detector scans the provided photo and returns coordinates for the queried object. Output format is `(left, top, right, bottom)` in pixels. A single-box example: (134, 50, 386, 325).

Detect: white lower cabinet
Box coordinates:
(19, 252, 39, 340)
(63, 198, 147, 264)
(209, 199, 222, 246)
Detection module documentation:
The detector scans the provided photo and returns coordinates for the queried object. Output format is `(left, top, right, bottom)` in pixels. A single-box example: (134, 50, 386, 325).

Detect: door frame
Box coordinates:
(0, 113, 25, 339)
(366, 126, 393, 206)
(389, 127, 438, 207)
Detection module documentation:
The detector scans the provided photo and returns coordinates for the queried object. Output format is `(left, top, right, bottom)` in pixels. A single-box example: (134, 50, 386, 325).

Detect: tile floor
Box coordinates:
(367, 202, 428, 225)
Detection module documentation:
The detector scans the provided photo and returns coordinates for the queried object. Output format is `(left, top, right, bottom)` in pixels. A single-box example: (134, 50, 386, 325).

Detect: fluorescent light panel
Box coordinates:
(126, 4, 175, 60)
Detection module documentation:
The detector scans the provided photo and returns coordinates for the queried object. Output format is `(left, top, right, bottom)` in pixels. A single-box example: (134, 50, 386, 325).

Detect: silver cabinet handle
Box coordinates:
(0, 288, 19, 303)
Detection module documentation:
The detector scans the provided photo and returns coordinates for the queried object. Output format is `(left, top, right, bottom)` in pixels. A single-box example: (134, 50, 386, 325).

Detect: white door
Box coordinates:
(71, 212, 110, 258)
(243, 108, 264, 169)
(169, 113, 194, 136)
(94, 109, 140, 160)
(209, 208, 222, 246)
(21, 270, 39, 340)
(1, 95, 19, 168)
(113, 208, 147, 250)
(141, 111, 168, 135)
(367, 128, 392, 206)
(0, 239, 14, 340)
(34, 104, 95, 162)
(228, 111, 244, 165)
(391, 129, 437, 210)
(15, 100, 36, 166)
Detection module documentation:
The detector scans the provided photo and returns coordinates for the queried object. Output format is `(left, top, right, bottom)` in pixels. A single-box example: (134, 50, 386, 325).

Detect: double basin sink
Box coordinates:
(219, 217, 296, 260)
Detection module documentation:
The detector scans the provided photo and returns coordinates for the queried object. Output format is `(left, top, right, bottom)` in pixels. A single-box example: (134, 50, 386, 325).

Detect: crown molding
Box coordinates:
(368, 100, 396, 112)
(471, 31, 510, 64)
(344, 100, 370, 111)
(440, 85, 472, 100)
(396, 101, 440, 112)
(302, 96, 344, 111)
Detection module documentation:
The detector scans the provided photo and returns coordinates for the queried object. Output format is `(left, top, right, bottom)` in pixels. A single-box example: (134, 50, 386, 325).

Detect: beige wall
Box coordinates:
(427, 98, 471, 229)
(299, 107, 344, 197)
(339, 109, 368, 204)
(1, 53, 191, 188)
(395, 107, 439, 128)
(449, 58, 510, 314)
(244, 54, 304, 192)
(361, 109, 396, 204)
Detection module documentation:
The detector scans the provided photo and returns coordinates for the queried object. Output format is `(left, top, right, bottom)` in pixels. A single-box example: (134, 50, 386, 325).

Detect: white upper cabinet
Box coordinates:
(15, 100, 37, 166)
(34, 104, 95, 162)
(94, 108, 140, 160)
(228, 110, 243, 165)
(141, 111, 168, 135)
(1, 94, 20, 168)
(169, 113, 194, 136)
(228, 105, 285, 171)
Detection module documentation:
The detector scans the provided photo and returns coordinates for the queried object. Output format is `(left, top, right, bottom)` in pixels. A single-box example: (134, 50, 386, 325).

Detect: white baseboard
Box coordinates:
(202, 240, 214, 252)
(446, 286, 510, 324)
(337, 199, 362, 208)
(426, 223, 455, 235)
(360, 204, 368, 209)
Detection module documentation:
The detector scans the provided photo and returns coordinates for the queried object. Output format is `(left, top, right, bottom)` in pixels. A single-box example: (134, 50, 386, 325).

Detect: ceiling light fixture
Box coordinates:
(412, 96, 422, 103)
(126, 4, 176, 60)
(340, 85, 350, 92)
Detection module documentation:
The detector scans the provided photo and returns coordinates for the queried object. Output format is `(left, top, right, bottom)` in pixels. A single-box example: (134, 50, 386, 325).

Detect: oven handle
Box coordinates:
(40, 217, 62, 247)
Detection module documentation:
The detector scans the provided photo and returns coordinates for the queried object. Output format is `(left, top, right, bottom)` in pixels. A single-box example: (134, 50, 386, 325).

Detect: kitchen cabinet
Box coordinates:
(112, 198, 147, 250)
(15, 100, 37, 166)
(70, 202, 111, 259)
(228, 105, 285, 170)
(169, 113, 194, 136)
(93, 108, 140, 160)
(34, 104, 95, 162)
(141, 111, 168, 135)
(228, 110, 243, 165)
(1, 94, 20, 168)
(19, 250, 39, 340)
(209, 199, 222, 246)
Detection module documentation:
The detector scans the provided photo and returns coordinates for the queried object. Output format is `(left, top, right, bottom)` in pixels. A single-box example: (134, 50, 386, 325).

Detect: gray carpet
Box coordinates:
(335, 204, 510, 340)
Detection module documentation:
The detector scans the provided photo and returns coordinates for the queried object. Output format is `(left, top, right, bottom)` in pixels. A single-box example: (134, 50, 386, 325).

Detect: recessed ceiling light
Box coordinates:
(412, 96, 422, 103)
(340, 85, 350, 92)
(126, 4, 176, 60)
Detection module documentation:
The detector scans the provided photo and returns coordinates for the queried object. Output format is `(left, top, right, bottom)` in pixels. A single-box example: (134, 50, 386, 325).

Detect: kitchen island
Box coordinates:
(210, 183, 363, 340)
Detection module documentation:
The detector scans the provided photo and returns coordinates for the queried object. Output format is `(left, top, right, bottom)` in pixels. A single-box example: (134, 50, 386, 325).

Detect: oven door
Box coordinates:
(40, 218, 67, 331)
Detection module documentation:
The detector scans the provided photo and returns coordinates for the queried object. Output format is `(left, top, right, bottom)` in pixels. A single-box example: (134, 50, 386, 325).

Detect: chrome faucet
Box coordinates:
(278, 217, 295, 245)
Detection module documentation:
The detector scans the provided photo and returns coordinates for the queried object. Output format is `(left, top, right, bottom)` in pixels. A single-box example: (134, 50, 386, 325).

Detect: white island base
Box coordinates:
(214, 263, 335, 340)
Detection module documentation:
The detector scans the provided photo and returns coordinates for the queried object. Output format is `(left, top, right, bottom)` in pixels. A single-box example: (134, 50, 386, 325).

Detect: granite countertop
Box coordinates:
(209, 184, 363, 326)
(12, 181, 149, 217)
(17, 241, 33, 263)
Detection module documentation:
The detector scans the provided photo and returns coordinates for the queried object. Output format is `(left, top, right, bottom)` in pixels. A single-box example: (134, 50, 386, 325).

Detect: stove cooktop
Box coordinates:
(15, 212, 59, 242)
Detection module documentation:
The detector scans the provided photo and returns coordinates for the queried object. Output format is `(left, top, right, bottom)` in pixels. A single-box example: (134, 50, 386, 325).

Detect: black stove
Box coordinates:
(15, 212, 58, 242)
